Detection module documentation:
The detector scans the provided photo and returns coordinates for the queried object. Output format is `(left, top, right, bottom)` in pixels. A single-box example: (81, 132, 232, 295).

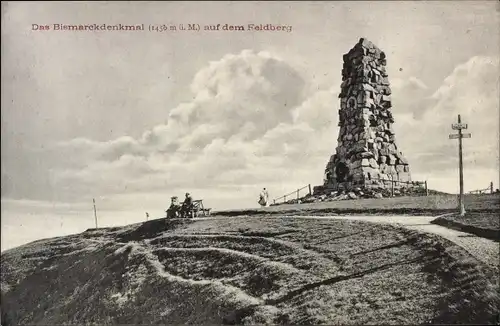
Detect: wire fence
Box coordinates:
(468, 182, 494, 194)
(375, 178, 428, 197)
(272, 178, 429, 205)
(272, 184, 312, 205)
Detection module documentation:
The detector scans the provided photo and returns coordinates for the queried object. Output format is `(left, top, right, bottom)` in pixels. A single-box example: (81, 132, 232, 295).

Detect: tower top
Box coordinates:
(343, 38, 385, 63)
(357, 38, 378, 50)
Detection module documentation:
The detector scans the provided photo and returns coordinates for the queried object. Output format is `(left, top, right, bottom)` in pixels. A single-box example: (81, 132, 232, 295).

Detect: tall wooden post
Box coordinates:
(424, 180, 428, 196)
(93, 198, 98, 228)
(449, 114, 471, 216)
(458, 115, 465, 215)
(490, 182, 494, 194)
(308, 184, 312, 196)
(296, 189, 300, 200)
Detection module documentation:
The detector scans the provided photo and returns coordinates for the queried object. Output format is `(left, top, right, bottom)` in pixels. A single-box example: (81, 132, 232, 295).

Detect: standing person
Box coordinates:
(263, 188, 269, 206)
(259, 188, 269, 207)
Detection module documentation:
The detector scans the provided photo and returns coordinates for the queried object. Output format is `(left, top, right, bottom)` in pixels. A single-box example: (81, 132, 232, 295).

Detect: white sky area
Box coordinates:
(1, 1, 499, 250)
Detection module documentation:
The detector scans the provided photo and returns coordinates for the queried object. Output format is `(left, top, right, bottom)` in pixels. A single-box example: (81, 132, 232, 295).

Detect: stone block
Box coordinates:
(396, 152, 409, 164)
(379, 163, 387, 174)
(357, 91, 365, 103)
(379, 148, 390, 156)
(360, 151, 374, 159)
(351, 160, 362, 169)
(362, 83, 376, 92)
(378, 173, 389, 181)
(387, 154, 396, 165)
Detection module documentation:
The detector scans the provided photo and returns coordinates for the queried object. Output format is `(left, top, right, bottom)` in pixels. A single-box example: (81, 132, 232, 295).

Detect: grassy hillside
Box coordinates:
(1, 216, 499, 325)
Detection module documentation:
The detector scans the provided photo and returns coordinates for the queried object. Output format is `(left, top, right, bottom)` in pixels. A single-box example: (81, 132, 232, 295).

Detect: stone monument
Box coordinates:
(322, 38, 411, 192)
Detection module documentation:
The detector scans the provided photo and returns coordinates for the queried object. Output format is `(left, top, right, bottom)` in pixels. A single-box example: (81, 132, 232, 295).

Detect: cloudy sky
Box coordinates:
(1, 1, 499, 250)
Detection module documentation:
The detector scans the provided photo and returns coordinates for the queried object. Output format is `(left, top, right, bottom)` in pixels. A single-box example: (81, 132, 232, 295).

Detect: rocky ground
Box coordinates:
(1, 216, 499, 325)
(272, 186, 447, 206)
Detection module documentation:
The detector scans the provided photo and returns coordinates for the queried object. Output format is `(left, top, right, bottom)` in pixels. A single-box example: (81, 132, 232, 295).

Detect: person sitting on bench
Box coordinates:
(181, 193, 193, 218)
(166, 196, 181, 218)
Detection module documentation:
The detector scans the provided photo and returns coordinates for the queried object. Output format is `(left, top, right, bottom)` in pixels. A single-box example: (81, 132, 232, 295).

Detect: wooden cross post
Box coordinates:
(449, 114, 471, 216)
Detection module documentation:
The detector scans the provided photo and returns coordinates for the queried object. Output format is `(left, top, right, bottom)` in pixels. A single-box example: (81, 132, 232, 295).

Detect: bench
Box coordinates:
(191, 199, 211, 217)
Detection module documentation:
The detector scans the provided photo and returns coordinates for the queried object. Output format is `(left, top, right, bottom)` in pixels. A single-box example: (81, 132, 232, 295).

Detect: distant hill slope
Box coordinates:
(1, 217, 499, 325)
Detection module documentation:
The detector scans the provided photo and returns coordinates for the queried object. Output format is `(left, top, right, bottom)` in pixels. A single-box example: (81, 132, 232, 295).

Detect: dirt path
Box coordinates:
(199, 215, 499, 269)
(297, 215, 499, 269)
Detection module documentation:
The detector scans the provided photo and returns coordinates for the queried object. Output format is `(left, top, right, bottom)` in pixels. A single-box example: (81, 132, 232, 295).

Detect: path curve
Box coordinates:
(298, 215, 499, 269)
(199, 215, 498, 268)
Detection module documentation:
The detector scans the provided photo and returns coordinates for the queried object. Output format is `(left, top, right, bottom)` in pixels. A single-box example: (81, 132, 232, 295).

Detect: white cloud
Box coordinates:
(44, 50, 319, 201)
(395, 56, 499, 191)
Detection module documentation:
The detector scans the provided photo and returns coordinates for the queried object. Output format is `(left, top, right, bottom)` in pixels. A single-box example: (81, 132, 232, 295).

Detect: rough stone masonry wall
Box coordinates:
(323, 38, 412, 191)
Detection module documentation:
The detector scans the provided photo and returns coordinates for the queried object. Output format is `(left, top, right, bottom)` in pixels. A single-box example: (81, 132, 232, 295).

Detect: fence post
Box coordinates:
(296, 189, 299, 200)
(491, 182, 494, 194)
(284, 195, 287, 203)
(425, 180, 428, 196)
(308, 184, 312, 196)
(93, 198, 98, 229)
